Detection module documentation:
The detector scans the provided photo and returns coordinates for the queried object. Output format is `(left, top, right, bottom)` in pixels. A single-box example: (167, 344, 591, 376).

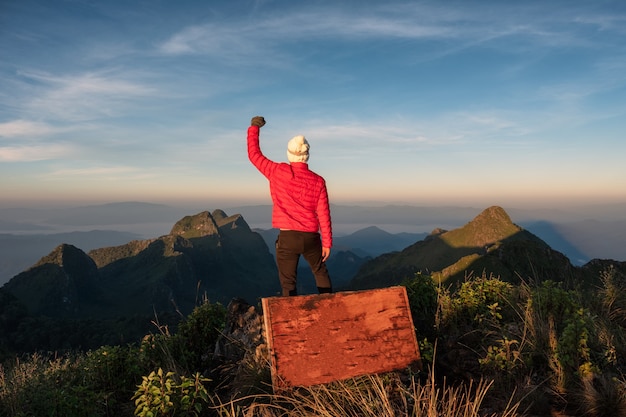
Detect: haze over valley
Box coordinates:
(1, 201, 625, 287)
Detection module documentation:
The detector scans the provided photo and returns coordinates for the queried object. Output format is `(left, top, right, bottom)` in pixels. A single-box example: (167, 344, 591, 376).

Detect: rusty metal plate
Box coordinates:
(262, 286, 421, 389)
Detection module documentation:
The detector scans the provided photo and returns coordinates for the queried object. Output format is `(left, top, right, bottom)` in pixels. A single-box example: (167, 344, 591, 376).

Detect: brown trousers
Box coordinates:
(275, 230, 332, 296)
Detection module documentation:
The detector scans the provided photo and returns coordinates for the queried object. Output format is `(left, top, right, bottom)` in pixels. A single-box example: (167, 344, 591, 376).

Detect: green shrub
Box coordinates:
(137, 301, 227, 376)
(179, 301, 226, 340)
(557, 308, 596, 376)
(479, 336, 522, 373)
(439, 274, 514, 330)
(132, 368, 210, 417)
(402, 272, 438, 338)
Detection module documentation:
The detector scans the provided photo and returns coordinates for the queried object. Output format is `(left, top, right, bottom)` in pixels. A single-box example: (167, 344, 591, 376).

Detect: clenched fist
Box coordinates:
(251, 116, 266, 127)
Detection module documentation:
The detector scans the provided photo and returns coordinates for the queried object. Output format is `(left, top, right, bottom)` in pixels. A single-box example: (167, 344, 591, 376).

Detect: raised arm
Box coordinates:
(247, 116, 278, 178)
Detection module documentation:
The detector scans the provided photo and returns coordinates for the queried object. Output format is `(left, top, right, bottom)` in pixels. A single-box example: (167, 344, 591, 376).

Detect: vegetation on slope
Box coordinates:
(3, 263, 626, 416)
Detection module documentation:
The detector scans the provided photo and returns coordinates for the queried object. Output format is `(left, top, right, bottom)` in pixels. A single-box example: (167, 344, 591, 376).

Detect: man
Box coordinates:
(247, 116, 332, 296)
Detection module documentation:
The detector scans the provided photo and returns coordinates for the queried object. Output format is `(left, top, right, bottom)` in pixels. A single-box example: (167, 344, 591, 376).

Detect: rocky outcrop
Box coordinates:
(170, 211, 221, 238)
(212, 298, 270, 396)
(3, 211, 279, 319)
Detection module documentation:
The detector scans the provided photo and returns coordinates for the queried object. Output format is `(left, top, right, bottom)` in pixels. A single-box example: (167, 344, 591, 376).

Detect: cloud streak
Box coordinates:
(42, 165, 152, 181)
(0, 120, 60, 138)
(0, 143, 76, 162)
(16, 70, 157, 122)
(157, 2, 619, 59)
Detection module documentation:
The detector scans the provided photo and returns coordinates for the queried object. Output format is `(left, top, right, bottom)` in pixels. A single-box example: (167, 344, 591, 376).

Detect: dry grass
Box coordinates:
(208, 370, 522, 417)
(0, 353, 70, 416)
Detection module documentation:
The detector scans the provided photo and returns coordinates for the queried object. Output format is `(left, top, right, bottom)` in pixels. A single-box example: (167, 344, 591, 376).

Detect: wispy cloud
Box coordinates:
(160, 25, 226, 55)
(0, 120, 60, 138)
(0, 143, 76, 162)
(157, 7, 453, 59)
(573, 13, 626, 34)
(155, 3, 464, 60)
(19, 70, 157, 122)
(157, 2, 616, 61)
(538, 57, 626, 107)
(44, 165, 150, 181)
(304, 112, 516, 155)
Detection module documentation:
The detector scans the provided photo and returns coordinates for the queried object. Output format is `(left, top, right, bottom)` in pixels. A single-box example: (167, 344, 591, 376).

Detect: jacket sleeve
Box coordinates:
(247, 125, 278, 179)
(317, 182, 333, 248)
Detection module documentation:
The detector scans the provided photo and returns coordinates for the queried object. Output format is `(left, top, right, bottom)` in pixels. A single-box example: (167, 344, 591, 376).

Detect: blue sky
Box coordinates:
(1, 0, 626, 210)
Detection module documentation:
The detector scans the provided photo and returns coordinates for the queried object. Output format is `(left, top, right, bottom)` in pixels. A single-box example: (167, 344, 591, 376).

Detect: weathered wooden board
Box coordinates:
(262, 286, 421, 389)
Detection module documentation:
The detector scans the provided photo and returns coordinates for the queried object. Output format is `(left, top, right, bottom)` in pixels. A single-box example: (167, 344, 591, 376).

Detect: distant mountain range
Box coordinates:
(2, 201, 626, 287)
(2, 205, 625, 357)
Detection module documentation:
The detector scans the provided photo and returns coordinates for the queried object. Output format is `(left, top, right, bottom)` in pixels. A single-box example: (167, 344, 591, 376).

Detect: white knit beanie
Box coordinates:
(287, 135, 310, 163)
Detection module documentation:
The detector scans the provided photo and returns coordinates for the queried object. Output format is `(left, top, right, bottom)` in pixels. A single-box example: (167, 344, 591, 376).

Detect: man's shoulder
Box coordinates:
(307, 170, 327, 185)
(271, 162, 294, 178)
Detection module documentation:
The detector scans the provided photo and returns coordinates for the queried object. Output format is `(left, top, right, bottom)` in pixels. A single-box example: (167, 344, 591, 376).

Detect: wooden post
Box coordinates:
(262, 286, 422, 389)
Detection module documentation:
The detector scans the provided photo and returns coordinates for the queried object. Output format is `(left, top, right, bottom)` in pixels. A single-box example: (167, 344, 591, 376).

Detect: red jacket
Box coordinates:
(247, 126, 332, 248)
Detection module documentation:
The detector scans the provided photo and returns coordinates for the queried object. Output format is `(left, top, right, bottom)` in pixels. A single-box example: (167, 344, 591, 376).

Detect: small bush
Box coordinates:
(0, 347, 144, 417)
(138, 301, 227, 377)
(439, 273, 514, 330)
(402, 272, 438, 338)
(132, 368, 210, 417)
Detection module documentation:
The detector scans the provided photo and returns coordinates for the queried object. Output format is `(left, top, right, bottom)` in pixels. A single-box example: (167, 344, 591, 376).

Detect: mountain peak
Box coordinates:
(33, 243, 90, 269)
(6, 243, 100, 317)
(170, 211, 220, 238)
(211, 209, 229, 221)
(473, 206, 513, 226)
(351, 226, 392, 238)
(443, 206, 520, 248)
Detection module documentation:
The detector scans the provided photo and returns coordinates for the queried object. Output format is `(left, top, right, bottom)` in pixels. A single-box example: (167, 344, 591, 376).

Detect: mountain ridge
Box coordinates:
(2, 201, 625, 265)
(348, 205, 607, 290)
(5, 205, 624, 311)
(3, 210, 279, 320)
